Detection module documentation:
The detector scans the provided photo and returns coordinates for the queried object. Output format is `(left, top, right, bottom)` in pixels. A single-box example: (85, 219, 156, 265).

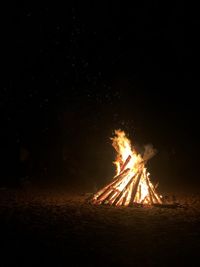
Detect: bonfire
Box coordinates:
(92, 130, 162, 206)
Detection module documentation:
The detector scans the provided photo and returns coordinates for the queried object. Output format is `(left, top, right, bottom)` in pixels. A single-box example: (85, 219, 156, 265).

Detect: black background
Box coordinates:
(2, 2, 200, 190)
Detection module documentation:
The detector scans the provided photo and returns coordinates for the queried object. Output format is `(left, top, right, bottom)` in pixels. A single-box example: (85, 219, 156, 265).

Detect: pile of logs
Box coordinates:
(92, 154, 162, 206)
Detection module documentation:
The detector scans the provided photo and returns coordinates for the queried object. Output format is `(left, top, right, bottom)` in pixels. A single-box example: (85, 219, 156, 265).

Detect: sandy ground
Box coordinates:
(0, 187, 200, 266)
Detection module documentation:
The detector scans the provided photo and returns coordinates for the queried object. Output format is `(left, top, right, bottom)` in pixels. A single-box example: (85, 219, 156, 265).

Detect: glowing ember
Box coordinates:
(92, 130, 162, 206)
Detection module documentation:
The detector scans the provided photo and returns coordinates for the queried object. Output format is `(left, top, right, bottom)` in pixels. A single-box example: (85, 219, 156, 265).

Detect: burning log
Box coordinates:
(145, 173, 153, 204)
(123, 180, 135, 206)
(114, 172, 138, 206)
(141, 196, 147, 204)
(114, 176, 135, 206)
(92, 129, 163, 206)
(92, 168, 130, 204)
(115, 189, 127, 206)
(139, 185, 141, 201)
(150, 186, 162, 204)
(94, 168, 130, 199)
(130, 172, 142, 203)
(120, 155, 131, 173)
(108, 174, 134, 205)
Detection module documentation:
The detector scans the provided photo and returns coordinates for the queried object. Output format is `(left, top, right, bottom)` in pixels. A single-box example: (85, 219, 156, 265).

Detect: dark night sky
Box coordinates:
(1, 3, 200, 188)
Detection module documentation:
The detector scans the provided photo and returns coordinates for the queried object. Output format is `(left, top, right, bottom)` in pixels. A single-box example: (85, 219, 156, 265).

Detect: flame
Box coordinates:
(92, 129, 162, 206)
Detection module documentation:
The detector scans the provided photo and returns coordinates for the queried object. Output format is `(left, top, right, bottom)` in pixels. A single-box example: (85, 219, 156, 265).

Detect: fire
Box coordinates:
(92, 130, 162, 206)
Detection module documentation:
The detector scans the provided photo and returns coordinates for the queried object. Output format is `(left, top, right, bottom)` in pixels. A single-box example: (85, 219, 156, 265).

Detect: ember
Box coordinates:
(92, 130, 162, 206)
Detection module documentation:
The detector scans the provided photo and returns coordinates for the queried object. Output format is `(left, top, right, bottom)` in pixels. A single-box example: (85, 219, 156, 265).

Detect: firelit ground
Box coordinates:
(0, 188, 200, 266)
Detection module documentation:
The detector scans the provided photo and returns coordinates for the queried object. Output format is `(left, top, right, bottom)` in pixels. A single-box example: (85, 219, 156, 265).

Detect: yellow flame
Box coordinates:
(111, 130, 142, 176)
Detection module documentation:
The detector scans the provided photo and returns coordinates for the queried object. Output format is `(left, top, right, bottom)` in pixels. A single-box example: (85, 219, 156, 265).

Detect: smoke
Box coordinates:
(143, 144, 157, 162)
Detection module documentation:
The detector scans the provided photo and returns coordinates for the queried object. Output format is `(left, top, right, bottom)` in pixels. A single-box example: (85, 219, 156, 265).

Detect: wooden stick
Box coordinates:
(95, 174, 130, 204)
(123, 180, 134, 206)
(130, 171, 142, 203)
(115, 190, 127, 206)
(120, 155, 131, 173)
(150, 187, 162, 204)
(149, 182, 162, 204)
(139, 185, 141, 202)
(114, 186, 128, 206)
(108, 173, 135, 205)
(113, 172, 138, 206)
(95, 188, 113, 204)
(93, 168, 130, 203)
(145, 174, 153, 204)
(148, 185, 159, 203)
(108, 190, 120, 205)
(141, 195, 147, 204)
